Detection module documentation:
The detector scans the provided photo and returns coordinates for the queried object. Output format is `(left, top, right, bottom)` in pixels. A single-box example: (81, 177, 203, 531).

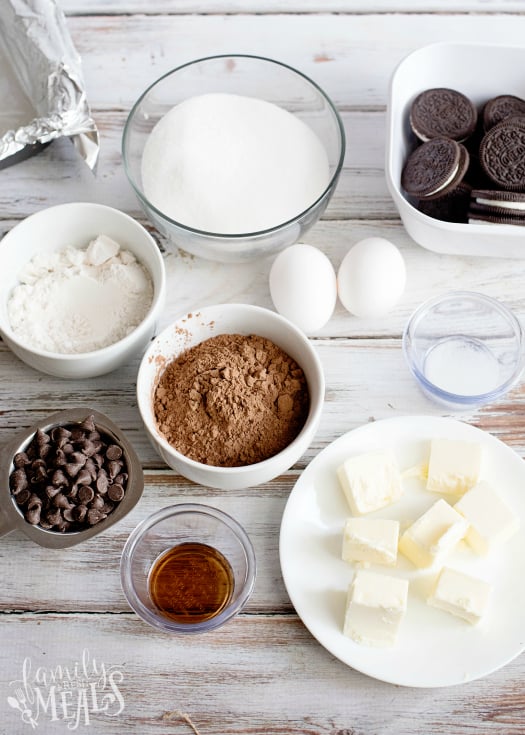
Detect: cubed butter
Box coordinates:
(427, 566, 492, 624)
(343, 569, 408, 647)
(399, 498, 469, 568)
(337, 449, 403, 515)
(342, 517, 400, 566)
(426, 438, 482, 495)
(454, 481, 520, 556)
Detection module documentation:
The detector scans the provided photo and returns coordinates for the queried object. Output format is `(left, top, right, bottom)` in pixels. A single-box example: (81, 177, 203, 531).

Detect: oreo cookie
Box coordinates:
(419, 182, 471, 223)
(410, 88, 478, 142)
(401, 138, 470, 201)
(482, 94, 525, 131)
(468, 189, 525, 225)
(479, 118, 525, 190)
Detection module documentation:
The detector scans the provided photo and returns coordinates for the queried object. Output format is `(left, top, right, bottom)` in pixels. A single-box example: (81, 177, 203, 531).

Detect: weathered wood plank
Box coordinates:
(60, 0, 525, 16)
(56, 14, 525, 112)
(0, 612, 523, 735)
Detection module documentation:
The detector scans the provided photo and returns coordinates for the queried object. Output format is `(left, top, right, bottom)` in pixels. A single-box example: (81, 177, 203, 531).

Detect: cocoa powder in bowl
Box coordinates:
(153, 333, 310, 467)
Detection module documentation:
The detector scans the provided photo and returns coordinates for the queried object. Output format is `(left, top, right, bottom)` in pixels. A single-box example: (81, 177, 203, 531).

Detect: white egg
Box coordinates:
(269, 244, 337, 334)
(337, 237, 406, 318)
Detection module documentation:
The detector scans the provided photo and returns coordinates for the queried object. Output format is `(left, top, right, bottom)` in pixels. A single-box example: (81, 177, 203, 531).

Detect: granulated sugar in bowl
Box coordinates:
(123, 55, 345, 263)
(137, 304, 325, 490)
(0, 202, 166, 379)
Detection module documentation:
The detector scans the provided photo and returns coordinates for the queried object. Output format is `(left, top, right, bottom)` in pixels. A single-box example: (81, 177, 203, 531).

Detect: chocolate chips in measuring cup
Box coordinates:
(9, 415, 128, 532)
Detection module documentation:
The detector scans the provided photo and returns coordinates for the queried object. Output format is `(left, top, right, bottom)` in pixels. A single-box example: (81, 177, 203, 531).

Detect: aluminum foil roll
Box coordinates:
(0, 0, 99, 169)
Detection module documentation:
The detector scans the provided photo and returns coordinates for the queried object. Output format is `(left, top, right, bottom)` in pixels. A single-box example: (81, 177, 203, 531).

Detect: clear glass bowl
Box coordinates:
(403, 291, 525, 408)
(120, 503, 256, 634)
(122, 54, 345, 263)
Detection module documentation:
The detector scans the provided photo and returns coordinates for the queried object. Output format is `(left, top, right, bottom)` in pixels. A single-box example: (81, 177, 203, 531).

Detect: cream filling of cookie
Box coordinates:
(476, 197, 525, 211)
(426, 161, 460, 197)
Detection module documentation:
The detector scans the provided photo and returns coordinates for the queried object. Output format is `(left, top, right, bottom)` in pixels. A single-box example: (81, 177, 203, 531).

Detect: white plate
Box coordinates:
(279, 416, 525, 687)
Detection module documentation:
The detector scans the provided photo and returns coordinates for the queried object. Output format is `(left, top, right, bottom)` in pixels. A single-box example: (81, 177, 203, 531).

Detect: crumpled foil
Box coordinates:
(0, 0, 99, 170)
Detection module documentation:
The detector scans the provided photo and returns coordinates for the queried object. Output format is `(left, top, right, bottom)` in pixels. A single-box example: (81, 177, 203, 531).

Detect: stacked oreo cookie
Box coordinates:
(401, 88, 525, 225)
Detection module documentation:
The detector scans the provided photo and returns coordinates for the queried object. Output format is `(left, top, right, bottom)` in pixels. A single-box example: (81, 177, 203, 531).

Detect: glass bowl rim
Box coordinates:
(402, 290, 525, 405)
(122, 53, 346, 239)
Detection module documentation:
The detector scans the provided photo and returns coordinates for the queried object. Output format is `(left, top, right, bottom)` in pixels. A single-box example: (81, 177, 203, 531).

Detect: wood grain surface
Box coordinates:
(1, 2, 525, 734)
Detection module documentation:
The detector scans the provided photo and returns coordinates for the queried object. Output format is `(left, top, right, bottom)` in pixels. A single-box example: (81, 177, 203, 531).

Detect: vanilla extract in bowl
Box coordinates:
(148, 542, 235, 624)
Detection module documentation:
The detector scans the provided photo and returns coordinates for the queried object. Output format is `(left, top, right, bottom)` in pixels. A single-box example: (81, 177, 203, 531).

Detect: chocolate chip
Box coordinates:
(78, 486, 94, 504)
(87, 509, 106, 526)
(54, 449, 67, 466)
(52, 493, 72, 510)
(51, 469, 68, 487)
(51, 426, 71, 446)
(73, 505, 88, 523)
(96, 472, 109, 494)
(10, 468, 28, 493)
(84, 458, 98, 481)
(107, 484, 124, 502)
(92, 453, 104, 468)
(45, 485, 61, 499)
(14, 488, 30, 506)
(80, 415, 96, 433)
(13, 452, 30, 468)
(65, 463, 84, 478)
(31, 466, 48, 484)
(106, 444, 123, 461)
(77, 439, 98, 457)
(90, 494, 105, 510)
(26, 508, 41, 525)
(70, 452, 87, 467)
(35, 429, 50, 446)
(75, 468, 92, 486)
(101, 500, 114, 514)
(106, 460, 122, 480)
(46, 509, 62, 526)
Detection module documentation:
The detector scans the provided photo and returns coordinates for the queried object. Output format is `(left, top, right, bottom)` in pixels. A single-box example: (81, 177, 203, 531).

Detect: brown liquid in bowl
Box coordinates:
(149, 542, 234, 624)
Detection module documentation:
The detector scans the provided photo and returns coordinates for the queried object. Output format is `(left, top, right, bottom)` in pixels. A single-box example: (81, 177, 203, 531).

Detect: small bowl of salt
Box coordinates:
(0, 202, 166, 378)
(122, 54, 345, 263)
(403, 291, 525, 408)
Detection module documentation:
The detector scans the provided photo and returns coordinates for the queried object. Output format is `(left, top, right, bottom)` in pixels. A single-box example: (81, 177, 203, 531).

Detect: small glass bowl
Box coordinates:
(120, 504, 256, 634)
(122, 54, 345, 263)
(403, 291, 525, 408)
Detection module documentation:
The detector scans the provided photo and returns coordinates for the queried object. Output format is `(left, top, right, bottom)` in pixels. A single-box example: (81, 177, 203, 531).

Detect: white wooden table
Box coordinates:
(1, 2, 525, 733)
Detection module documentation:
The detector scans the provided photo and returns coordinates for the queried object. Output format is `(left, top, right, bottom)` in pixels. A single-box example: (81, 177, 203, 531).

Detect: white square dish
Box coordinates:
(386, 43, 525, 258)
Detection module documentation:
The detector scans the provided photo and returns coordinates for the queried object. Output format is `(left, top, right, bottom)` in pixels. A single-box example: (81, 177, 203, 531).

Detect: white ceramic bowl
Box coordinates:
(386, 42, 525, 258)
(122, 54, 345, 263)
(0, 202, 166, 378)
(137, 304, 325, 490)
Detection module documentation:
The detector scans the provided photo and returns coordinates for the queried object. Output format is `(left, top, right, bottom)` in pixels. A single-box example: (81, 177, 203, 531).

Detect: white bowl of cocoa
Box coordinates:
(136, 303, 325, 490)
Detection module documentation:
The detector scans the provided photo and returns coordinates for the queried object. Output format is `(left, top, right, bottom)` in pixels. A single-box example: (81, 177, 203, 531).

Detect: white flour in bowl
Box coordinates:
(140, 93, 330, 234)
(7, 235, 154, 354)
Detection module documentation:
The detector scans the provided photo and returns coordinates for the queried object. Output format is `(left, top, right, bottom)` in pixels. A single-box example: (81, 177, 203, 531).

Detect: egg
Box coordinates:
(337, 237, 406, 318)
(269, 244, 337, 334)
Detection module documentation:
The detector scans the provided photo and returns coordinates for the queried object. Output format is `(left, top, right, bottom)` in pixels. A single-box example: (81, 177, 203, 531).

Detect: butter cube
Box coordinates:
(337, 449, 403, 515)
(343, 570, 408, 647)
(426, 438, 482, 495)
(399, 498, 469, 568)
(427, 567, 492, 624)
(455, 481, 520, 556)
(342, 518, 399, 566)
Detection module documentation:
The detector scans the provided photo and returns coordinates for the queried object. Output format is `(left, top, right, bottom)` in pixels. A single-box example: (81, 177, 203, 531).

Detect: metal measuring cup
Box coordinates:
(0, 407, 144, 548)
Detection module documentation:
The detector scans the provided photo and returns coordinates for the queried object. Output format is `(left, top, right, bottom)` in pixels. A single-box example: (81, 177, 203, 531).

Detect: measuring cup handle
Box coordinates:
(0, 511, 15, 539)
